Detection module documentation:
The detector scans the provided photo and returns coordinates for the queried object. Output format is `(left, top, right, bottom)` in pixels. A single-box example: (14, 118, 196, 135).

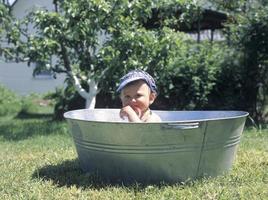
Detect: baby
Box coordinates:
(117, 69, 162, 122)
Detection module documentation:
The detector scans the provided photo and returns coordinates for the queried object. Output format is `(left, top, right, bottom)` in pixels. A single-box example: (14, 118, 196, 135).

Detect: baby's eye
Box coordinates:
(124, 95, 131, 100)
(136, 94, 143, 98)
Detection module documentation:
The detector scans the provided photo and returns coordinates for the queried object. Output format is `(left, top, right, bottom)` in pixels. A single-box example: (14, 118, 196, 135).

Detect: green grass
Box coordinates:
(0, 109, 267, 199)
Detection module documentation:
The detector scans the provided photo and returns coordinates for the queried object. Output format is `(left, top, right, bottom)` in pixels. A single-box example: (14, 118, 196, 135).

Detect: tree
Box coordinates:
(5, 0, 224, 119)
(4, 0, 156, 109)
(5, 0, 204, 111)
(209, 0, 268, 125)
(0, 2, 12, 59)
(228, 6, 268, 125)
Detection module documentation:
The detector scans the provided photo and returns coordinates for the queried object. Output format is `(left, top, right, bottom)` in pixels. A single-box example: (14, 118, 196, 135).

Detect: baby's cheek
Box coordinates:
(122, 100, 129, 106)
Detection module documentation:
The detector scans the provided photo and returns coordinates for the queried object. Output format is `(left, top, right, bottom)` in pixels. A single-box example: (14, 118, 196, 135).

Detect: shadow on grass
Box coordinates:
(15, 112, 54, 120)
(0, 115, 66, 141)
(32, 159, 172, 189)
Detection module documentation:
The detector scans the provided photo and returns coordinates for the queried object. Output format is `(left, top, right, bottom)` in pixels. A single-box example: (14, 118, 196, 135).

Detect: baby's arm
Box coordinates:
(120, 105, 141, 122)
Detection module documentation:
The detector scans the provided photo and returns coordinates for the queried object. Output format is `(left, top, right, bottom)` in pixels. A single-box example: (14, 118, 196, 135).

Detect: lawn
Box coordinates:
(0, 107, 267, 200)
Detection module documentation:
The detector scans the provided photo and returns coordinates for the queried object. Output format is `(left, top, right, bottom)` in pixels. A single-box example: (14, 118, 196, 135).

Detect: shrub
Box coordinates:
(0, 84, 21, 116)
(208, 48, 244, 110)
(18, 93, 42, 115)
(225, 6, 268, 125)
(47, 86, 85, 120)
(154, 41, 226, 110)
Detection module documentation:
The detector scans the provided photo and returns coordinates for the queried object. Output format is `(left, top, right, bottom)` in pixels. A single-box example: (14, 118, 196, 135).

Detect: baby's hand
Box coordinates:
(132, 107, 142, 118)
(120, 105, 141, 122)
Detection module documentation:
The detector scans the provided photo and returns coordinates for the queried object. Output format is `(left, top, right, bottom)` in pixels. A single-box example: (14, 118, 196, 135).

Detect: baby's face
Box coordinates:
(120, 80, 156, 114)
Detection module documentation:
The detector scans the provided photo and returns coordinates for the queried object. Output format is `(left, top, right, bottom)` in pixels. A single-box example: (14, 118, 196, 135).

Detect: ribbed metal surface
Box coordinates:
(203, 135, 241, 150)
(73, 136, 203, 154)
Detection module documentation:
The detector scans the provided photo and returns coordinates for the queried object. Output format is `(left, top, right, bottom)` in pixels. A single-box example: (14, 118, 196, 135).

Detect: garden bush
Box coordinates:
(0, 84, 21, 116)
(38, 0, 267, 125)
(47, 86, 85, 120)
(96, 28, 228, 111)
(155, 41, 225, 110)
(222, 5, 268, 125)
(18, 93, 45, 115)
(51, 30, 234, 116)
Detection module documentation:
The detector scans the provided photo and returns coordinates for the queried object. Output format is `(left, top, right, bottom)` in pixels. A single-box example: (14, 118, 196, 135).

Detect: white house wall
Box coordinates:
(12, 0, 54, 19)
(0, 62, 65, 95)
(0, 0, 66, 95)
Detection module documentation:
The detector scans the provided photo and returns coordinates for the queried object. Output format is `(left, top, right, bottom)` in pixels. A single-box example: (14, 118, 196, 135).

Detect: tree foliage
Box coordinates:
(227, 5, 268, 125)
(3, 0, 207, 118)
(0, 84, 21, 116)
(2, 0, 268, 124)
(207, 0, 268, 125)
(0, 2, 13, 59)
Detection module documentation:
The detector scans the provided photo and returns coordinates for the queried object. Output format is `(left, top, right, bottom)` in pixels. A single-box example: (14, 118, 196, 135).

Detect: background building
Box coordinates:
(0, 0, 66, 95)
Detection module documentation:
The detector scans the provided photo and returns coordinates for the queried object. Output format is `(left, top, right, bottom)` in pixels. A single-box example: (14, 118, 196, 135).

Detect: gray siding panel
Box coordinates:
(0, 62, 65, 95)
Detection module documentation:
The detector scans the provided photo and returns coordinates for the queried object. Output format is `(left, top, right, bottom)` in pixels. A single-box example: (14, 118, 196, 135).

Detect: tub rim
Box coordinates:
(63, 109, 249, 124)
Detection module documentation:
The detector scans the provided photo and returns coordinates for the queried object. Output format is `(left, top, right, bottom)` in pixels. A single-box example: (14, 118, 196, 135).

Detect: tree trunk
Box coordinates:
(85, 78, 98, 109)
(70, 72, 99, 109)
(85, 95, 96, 109)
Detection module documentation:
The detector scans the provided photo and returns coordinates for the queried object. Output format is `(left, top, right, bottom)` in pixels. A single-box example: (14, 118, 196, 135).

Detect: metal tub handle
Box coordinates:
(162, 122, 200, 130)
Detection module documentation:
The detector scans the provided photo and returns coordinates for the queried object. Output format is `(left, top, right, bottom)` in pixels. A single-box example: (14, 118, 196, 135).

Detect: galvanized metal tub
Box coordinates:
(64, 109, 248, 183)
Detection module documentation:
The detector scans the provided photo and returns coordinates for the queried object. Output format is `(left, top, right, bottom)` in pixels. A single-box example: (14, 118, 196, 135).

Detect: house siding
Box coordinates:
(0, 62, 66, 95)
